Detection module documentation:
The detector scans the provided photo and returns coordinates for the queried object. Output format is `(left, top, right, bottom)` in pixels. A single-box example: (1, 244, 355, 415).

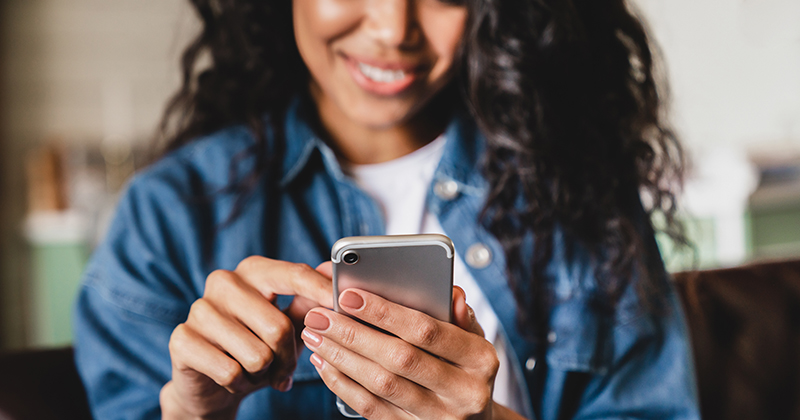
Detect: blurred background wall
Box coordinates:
(0, 0, 197, 349)
(0, 0, 798, 350)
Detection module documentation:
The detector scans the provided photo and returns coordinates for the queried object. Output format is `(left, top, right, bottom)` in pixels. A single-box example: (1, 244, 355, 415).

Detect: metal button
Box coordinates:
(547, 331, 557, 343)
(434, 179, 459, 200)
(465, 243, 492, 269)
(525, 357, 537, 371)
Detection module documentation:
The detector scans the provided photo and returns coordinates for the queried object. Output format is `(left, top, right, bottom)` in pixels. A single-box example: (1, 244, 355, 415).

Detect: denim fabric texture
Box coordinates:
(73, 98, 701, 420)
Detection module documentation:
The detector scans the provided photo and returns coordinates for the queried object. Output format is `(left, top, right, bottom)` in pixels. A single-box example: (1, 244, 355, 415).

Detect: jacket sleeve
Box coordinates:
(538, 231, 701, 420)
(577, 294, 699, 420)
(72, 169, 202, 420)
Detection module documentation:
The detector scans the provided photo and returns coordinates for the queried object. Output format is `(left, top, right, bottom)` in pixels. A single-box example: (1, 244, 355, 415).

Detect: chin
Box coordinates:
(347, 102, 417, 129)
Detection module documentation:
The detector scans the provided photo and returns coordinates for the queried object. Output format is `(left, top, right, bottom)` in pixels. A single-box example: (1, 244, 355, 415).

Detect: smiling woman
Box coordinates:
(72, 0, 701, 419)
(294, 0, 467, 163)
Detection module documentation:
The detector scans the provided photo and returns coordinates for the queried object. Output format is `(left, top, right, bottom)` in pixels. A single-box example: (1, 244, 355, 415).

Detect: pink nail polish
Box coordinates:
(305, 311, 330, 330)
(310, 353, 324, 369)
(339, 290, 364, 310)
(302, 329, 322, 347)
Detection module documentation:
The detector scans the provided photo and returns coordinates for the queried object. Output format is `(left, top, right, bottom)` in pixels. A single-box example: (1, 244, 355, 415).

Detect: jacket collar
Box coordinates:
(278, 94, 487, 192)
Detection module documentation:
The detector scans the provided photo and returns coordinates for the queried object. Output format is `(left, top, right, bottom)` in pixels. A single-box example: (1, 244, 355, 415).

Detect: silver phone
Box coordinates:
(331, 234, 455, 418)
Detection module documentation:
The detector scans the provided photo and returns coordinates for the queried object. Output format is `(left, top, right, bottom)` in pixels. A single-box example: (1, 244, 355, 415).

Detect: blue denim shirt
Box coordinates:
(73, 99, 700, 420)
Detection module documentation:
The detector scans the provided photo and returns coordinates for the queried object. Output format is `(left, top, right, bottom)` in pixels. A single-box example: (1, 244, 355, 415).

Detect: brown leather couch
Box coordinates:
(673, 259, 800, 420)
(0, 347, 91, 420)
(1, 259, 798, 420)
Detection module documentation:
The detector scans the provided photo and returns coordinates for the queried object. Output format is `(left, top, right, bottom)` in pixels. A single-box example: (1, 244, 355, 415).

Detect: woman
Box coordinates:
(73, 0, 700, 418)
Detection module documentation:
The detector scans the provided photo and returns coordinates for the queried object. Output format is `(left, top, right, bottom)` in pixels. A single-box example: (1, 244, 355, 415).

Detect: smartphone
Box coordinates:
(331, 234, 455, 418)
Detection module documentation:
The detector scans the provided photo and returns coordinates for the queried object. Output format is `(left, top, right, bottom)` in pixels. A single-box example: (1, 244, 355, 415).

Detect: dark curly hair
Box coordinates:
(159, 0, 687, 348)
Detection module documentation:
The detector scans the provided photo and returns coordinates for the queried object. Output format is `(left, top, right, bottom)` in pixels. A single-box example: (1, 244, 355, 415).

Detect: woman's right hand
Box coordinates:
(160, 257, 333, 420)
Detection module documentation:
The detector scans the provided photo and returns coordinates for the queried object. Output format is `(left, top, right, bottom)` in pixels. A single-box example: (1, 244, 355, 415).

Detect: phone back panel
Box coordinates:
(332, 235, 454, 322)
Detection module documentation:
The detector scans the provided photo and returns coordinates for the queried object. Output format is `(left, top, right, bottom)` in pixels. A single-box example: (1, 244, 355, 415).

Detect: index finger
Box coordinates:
(235, 256, 334, 309)
(337, 288, 493, 366)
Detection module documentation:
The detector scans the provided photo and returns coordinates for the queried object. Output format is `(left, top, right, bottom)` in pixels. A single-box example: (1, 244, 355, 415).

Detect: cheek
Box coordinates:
(293, 0, 360, 53)
(419, 8, 467, 75)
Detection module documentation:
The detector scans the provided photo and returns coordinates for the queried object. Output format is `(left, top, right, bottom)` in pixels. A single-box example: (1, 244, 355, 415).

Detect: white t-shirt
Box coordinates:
(344, 135, 527, 416)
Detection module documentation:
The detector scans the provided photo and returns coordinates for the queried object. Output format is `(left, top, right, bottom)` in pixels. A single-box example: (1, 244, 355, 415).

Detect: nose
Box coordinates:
(364, 0, 420, 48)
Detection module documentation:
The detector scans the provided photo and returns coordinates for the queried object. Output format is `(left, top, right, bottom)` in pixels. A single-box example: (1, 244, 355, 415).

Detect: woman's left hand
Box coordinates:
(301, 264, 503, 420)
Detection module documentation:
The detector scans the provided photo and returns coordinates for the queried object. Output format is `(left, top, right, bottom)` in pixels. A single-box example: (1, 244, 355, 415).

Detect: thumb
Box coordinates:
(286, 261, 334, 354)
(452, 286, 484, 337)
(284, 261, 333, 319)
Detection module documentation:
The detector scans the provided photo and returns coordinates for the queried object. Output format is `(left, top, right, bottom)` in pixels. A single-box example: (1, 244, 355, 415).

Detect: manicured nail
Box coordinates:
(310, 353, 324, 369)
(305, 311, 330, 331)
(340, 290, 364, 310)
(277, 377, 293, 392)
(302, 328, 322, 348)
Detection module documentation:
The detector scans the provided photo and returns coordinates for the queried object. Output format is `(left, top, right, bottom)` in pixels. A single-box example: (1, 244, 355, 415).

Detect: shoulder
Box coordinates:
(80, 125, 268, 316)
(142, 125, 259, 190)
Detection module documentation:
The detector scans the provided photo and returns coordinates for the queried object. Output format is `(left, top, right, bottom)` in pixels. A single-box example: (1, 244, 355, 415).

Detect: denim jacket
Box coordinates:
(73, 98, 701, 420)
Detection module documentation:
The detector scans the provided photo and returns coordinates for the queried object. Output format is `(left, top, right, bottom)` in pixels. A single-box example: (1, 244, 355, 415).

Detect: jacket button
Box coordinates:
(525, 357, 537, 371)
(465, 243, 492, 269)
(547, 331, 557, 343)
(434, 179, 459, 200)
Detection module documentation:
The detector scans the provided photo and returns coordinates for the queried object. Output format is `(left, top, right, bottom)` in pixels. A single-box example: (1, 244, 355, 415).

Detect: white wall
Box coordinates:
(1, 0, 196, 144)
(0, 0, 195, 349)
(634, 0, 800, 155)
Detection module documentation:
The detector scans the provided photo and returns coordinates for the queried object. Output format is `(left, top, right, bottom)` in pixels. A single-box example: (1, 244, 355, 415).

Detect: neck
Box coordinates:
(309, 86, 455, 165)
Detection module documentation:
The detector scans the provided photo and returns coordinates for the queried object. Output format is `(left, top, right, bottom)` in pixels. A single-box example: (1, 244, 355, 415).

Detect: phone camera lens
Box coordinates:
(343, 251, 359, 265)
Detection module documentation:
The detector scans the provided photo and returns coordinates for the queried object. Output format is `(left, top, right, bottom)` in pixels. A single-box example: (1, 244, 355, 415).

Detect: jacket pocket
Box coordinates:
(545, 298, 612, 374)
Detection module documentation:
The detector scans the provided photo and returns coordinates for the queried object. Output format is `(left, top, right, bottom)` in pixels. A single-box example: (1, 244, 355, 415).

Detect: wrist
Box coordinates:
(160, 381, 239, 420)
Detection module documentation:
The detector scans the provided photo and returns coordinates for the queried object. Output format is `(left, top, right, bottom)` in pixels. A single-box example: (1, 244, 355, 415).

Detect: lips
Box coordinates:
(342, 54, 424, 96)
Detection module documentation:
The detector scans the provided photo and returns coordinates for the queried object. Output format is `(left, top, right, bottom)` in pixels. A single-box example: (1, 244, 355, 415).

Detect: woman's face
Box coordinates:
(293, 0, 468, 130)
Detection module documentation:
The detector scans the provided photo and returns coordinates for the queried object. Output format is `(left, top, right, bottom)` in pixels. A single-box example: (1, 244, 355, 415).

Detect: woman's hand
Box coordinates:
(301, 274, 516, 420)
(160, 257, 333, 420)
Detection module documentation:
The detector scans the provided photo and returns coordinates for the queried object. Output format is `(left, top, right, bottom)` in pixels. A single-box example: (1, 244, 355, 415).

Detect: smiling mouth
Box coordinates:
(343, 55, 424, 96)
(356, 62, 409, 83)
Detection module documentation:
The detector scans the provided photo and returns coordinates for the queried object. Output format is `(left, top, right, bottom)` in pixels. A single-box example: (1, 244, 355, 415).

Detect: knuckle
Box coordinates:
(235, 255, 263, 273)
(243, 345, 272, 373)
(187, 298, 213, 323)
(324, 368, 342, 390)
(372, 371, 400, 399)
(389, 345, 419, 375)
(289, 262, 314, 281)
(370, 302, 392, 326)
(288, 263, 314, 287)
(474, 387, 493, 412)
(413, 319, 440, 346)
(478, 347, 500, 377)
(168, 324, 190, 354)
(352, 394, 379, 419)
(205, 269, 235, 296)
(263, 314, 294, 342)
(463, 382, 492, 414)
(338, 323, 358, 348)
(328, 346, 347, 366)
(274, 314, 295, 336)
(217, 361, 242, 388)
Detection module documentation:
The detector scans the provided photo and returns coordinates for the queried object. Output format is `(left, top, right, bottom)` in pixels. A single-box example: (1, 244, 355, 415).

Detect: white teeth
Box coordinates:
(357, 62, 407, 83)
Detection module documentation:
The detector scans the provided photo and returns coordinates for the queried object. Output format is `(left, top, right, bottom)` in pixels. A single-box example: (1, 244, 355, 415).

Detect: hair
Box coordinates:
(160, 0, 687, 348)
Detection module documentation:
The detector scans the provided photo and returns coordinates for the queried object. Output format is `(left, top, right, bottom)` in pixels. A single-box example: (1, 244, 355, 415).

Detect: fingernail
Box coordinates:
(305, 311, 330, 331)
(310, 353, 324, 369)
(301, 328, 322, 348)
(340, 290, 364, 310)
(277, 376, 293, 392)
